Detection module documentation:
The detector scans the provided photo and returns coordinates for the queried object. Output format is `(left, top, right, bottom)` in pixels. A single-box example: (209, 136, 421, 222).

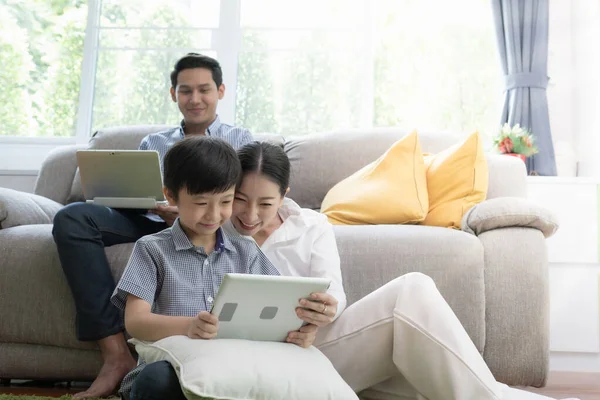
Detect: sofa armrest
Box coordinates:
(34, 144, 87, 204)
(478, 227, 549, 387)
(461, 197, 558, 239)
(0, 188, 63, 229)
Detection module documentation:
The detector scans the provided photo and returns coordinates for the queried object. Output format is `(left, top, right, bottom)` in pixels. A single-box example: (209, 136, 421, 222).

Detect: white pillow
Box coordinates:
(131, 335, 358, 400)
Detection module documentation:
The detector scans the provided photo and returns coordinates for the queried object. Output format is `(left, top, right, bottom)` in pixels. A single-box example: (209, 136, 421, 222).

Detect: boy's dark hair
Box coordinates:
(170, 53, 223, 88)
(237, 142, 290, 197)
(164, 136, 241, 200)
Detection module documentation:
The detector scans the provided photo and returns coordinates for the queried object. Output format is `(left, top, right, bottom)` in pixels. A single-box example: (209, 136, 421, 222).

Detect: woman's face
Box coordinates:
(232, 172, 285, 237)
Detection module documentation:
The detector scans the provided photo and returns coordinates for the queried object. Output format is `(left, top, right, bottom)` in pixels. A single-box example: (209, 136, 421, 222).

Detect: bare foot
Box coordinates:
(73, 333, 137, 399)
(73, 354, 136, 399)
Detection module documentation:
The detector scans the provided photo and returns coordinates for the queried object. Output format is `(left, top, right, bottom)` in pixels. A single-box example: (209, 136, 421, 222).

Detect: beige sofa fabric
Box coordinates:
(0, 343, 102, 381)
(34, 144, 85, 205)
(285, 128, 460, 210)
(479, 227, 550, 387)
(0, 125, 552, 388)
(462, 197, 559, 238)
(0, 188, 63, 229)
(485, 155, 528, 199)
(334, 224, 486, 352)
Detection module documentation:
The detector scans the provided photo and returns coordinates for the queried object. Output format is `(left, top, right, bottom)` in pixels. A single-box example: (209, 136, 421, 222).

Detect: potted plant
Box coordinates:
(492, 123, 539, 162)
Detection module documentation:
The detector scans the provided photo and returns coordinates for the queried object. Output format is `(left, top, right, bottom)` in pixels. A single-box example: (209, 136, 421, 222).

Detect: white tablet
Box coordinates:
(211, 273, 331, 342)
(76, 150, 168, 209)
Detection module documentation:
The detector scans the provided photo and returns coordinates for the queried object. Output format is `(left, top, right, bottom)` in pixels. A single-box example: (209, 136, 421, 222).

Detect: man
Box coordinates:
(52, 53, 253, 399)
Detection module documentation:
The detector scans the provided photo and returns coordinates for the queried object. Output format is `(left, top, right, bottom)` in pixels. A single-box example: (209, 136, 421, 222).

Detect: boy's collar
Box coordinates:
(171, 218, 234, 253)
(178, 115, 221, 138)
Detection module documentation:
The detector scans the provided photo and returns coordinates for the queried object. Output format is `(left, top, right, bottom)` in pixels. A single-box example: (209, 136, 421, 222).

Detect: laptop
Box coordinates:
(211, 273, 331, 342)
(76, 150, 169, 209)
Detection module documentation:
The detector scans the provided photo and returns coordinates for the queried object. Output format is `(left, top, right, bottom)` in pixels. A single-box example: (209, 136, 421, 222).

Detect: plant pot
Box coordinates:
(505, 153, 526, 162)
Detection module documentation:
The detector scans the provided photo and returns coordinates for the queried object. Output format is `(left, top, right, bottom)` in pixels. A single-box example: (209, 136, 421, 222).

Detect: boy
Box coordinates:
(110, 136, 280, 400)
(52, 53, 252, 398)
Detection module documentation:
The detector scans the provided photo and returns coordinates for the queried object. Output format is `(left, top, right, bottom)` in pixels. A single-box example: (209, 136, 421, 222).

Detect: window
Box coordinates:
(91, 0, 220, 132)
(236, 0, 502, 137)
(0, 0, 87, 137)
(0, 0, 502, 152)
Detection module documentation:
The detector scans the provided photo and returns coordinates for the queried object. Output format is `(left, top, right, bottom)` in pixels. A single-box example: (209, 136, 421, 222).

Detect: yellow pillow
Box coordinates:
(321, 131, 428, 225)
(422, 131, 488, 229)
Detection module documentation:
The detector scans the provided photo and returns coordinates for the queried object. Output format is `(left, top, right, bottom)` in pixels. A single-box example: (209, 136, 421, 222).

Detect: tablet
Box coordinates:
(211, 273, 331, 342)
(76, 150, 168, 209)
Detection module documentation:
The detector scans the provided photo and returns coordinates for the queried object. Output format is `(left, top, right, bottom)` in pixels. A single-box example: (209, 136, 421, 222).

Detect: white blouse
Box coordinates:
(224, 198, 347, 320)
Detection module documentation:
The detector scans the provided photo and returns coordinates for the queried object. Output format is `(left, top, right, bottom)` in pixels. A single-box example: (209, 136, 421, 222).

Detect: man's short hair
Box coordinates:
(170, 53, 223, 88)
(163, 136, 241, 200)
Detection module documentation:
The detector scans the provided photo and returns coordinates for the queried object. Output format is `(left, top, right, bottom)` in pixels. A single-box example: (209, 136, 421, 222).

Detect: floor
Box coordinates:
(521, 372, 600, 400)
(0, 372, 598, 399)
(0, 381, 85, 397)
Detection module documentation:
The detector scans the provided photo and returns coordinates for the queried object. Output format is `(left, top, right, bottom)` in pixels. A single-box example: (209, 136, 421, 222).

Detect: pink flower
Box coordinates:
(498, 137, 513, 153)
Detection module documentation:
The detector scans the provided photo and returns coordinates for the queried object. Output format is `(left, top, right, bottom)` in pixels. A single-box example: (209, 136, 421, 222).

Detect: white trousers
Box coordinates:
(315, 272, 577, 400)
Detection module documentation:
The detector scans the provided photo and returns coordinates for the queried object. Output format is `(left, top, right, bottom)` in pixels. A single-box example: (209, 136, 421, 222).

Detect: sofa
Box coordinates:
(0, 125, 557, 391)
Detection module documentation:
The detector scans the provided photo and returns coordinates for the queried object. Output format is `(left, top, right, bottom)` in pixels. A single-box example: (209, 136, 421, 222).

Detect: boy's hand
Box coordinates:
(149, 205, 179, 226)
(286, 323, 318, 348)
(187, 311, 219, 339)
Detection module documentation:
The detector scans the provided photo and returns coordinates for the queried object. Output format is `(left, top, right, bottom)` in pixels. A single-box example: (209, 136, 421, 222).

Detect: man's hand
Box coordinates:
(187, 311, 219, 340)
(286, 323, 318, 348)
(149, 204, 179, 226)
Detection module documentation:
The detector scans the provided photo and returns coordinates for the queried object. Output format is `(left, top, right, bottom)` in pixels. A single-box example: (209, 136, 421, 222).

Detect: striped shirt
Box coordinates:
(138, 116, 253, 171)
(111, 219, 280, 398)
(140, 115, 252, 222)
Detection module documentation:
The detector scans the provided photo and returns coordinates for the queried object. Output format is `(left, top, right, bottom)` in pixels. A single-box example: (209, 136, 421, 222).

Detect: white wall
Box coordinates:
(547, 0, 574, 148)
(572, 0, 600, 177)
(549, 0, 600, 177)
(0, 172, 37, 193)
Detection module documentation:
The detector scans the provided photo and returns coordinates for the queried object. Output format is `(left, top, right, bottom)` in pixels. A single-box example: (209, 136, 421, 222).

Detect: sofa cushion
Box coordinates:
(285, 128, 461, 210)
(0, 225, 133, 352)
(334, 224, 485, 351)
(422, 132, 488, 229)
(485, 154, 527, 199)
(0, 223, 484, 355)
(0, 188, 63, 229)
(0, 225, 97, 351)
(320, 131, 428, 225)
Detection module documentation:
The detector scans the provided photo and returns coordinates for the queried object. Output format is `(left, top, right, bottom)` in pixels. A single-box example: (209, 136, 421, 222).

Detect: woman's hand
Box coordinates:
(187, 311, 219, 340)
(286, 323, 318, 348)
(296, 292, 338, 327)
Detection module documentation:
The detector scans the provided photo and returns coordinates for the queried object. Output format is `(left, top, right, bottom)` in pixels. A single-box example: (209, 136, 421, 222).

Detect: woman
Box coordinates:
(225, 141, 577, 400)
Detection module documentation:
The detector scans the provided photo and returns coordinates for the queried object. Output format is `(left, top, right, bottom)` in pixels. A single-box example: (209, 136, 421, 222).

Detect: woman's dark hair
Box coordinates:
(237, 142, 290, 196)
(163, 136, 240, 200)
(170, 53, 223, 88)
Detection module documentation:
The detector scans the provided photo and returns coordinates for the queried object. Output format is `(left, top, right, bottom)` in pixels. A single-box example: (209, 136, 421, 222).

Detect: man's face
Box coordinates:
(171, 68, 224, 128)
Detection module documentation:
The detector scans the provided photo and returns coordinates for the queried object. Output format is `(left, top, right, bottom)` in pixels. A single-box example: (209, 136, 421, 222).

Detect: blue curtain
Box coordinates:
(492, 0, 557, 175)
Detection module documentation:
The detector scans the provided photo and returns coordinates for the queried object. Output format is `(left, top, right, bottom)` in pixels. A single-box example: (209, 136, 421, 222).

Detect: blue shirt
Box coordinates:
(139, 116, 253, 171)
(112, 219, 280, 398)
(140, 116, 252, 222)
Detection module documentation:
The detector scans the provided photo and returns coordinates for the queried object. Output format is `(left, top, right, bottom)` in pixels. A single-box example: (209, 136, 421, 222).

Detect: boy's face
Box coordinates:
(170, 67, 225, 128)
(165, 186, 235, 241)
